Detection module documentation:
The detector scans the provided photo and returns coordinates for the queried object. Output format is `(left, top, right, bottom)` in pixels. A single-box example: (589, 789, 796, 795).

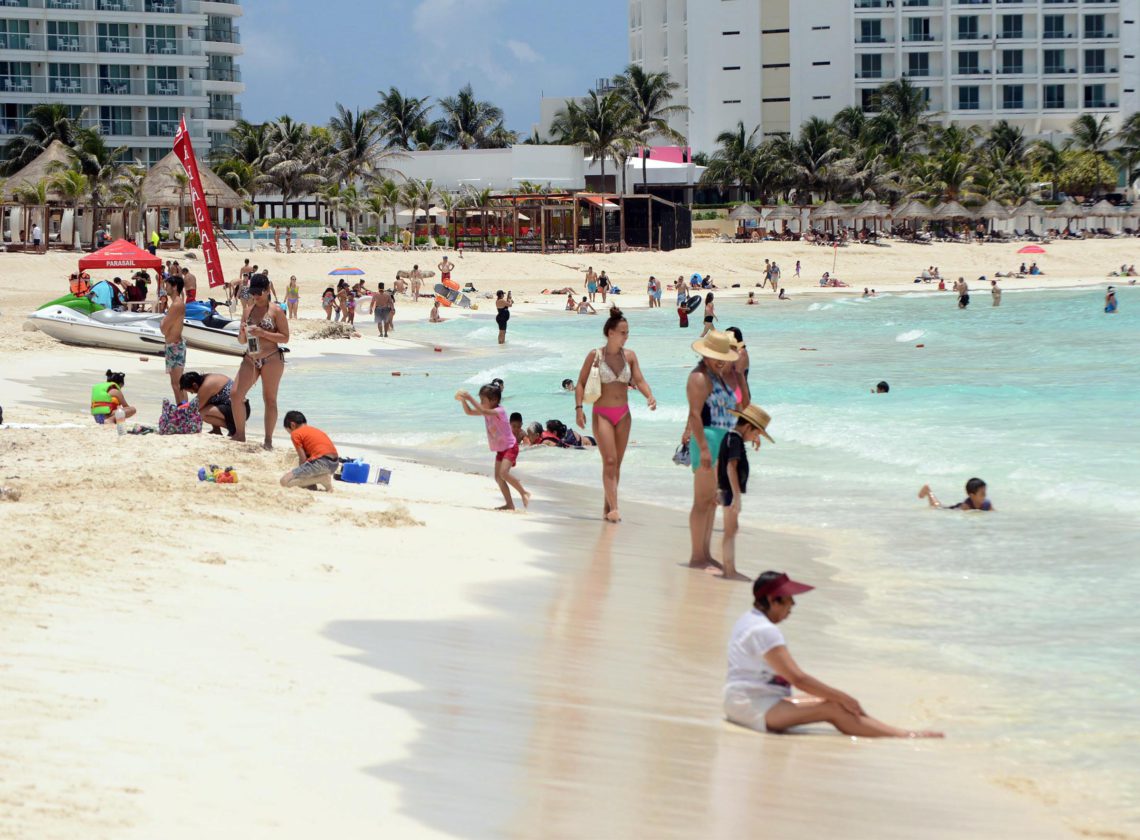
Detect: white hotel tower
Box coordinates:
(0, 0, 244, 164)
(630, 0, 1140, 152)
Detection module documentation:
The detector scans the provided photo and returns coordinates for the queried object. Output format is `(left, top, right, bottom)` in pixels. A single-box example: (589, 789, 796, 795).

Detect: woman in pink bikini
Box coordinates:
(574, 307, 656, 523)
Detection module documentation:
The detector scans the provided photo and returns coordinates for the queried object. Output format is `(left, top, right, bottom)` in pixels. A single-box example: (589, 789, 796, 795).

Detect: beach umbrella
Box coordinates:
(728, 204, 762, 221)
(328, 267, 365, 276)
(891, 199, 934, 220)
(1017, 244, 1046, 255)
(810, 201, 845, 220)
(1087, 199, 1121, 229)
(1047, 199, 1084, 220)
(976, 200, 1010, 220)
(764, 205, 799, 221)
(933, 200, 975, 220)
(852, 200, 890, 218)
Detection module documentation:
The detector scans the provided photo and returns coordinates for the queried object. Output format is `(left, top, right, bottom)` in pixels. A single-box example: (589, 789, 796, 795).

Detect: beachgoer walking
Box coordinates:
(91, 370, 135, 425)
(700, 293, 717, 337)
(586, 267, 598, 303)
(647, 276, 657, 308)
(495, 290, 512, 344)
(456, 384, 530, 511)
(335, 284, 348, 322)
(32, 223, 42, 250)
(339, 227, 349, 250)
(180, 372, 247, 436)
(280, 411, 338, 492)
(573, 307, 656, 523)
(160, 274, 187, 403)
(717, 405, 774, 580)
(597, 271, 610, 304)
(1105, 285, 1118, 313)
(991, 279, 1001, 307)
(724, 571, 943, 738)
(794, 260, 801, 278)
(410, 265, 423, 301)
(919, 478, 994, 511)
(286, 275, 300, 319)
(369, 283, 393, 337)
(231, 275, 289, 449)
(686, 331, 741, 569)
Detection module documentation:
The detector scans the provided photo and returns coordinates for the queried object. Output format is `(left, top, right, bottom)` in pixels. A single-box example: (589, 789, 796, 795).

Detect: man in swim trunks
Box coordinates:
(953, 277, 969, 309)
(369, 282, 393, 337)
(160, 274, 187, 402)
(182, 266, 198, 303)
(438, 256, 454, 283)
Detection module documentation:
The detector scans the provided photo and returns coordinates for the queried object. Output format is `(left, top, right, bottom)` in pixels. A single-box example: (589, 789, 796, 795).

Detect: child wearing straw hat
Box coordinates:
(716, 405, 774, 581)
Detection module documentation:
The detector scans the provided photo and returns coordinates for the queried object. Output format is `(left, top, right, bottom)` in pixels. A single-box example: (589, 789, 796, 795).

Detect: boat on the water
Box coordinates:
(26, 306, 245, 357)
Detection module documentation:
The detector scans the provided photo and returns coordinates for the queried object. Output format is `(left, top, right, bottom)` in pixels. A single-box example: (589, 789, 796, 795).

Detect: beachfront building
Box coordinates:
(631, 0, 1140, 151)
(0, 0, 244, 164)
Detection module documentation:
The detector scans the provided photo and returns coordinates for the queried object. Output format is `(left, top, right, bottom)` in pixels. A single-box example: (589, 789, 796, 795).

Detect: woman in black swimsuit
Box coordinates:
(179, 371, 250, 437)
(495, 289, 512, 345)
(231, 274, 289, 449)
(700, 293, 716, 337)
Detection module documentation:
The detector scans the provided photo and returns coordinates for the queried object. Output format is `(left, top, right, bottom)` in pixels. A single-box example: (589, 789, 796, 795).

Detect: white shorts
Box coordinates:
(723, 684, 787, 732)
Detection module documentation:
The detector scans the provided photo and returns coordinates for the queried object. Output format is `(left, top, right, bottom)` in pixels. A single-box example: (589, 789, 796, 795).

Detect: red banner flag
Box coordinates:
(173, 117, 224, 288)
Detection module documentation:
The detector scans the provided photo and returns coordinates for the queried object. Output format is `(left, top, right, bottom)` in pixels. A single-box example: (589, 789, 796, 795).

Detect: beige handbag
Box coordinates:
(582, 347, 603, 404)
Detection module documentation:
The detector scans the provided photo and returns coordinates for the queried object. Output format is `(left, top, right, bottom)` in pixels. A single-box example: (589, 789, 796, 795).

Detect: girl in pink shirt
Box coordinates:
(456, 384, 530, 510)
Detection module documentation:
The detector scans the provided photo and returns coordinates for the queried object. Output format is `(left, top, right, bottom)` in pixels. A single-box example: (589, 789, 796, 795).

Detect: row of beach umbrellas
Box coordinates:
(728, 199, 1136, 223)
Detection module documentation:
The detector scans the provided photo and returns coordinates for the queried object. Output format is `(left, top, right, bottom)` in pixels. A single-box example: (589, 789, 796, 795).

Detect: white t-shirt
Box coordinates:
(725, 608, 792, 696)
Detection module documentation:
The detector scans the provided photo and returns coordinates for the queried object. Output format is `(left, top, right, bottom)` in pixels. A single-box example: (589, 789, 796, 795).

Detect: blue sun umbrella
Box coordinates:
(328, 267, 365, 276)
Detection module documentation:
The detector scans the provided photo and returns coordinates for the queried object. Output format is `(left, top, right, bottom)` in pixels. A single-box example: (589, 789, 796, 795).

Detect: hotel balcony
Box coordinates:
(0, 0, 205, 11)
(0, 32, 204, 55)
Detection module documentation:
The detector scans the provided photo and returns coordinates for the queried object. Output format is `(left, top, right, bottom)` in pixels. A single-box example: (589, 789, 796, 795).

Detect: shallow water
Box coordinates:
(285, 285, 1139, 829)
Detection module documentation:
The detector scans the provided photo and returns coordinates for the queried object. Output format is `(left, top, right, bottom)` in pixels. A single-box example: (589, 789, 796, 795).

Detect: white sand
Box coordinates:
(1, 243, 1118, 838)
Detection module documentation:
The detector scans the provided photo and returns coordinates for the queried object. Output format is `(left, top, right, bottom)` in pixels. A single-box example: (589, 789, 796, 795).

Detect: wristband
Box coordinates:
(575, 404, 583, 410)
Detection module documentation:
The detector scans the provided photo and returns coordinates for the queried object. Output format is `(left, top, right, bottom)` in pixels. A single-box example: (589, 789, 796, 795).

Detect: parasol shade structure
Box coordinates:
(78, 238, 163, 272)
(1047, 199, 1085, 220)
(933, 201, 975, 220)
(328, 267, 365, 276)
(891, 199, 935, 220)
(728, 204, 763, 221)
(810, 201, 846, 220)
(976, 200, 1011, 220)
(764, 205, 801, 221)
(1017, 245, 1046, 255)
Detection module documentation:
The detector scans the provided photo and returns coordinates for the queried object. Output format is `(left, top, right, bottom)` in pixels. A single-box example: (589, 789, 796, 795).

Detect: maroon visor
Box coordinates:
(754, 573, 815, 599)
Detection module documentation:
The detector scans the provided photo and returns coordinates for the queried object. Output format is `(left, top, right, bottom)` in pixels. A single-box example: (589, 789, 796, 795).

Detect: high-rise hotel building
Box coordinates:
(630, 0, 1140, 152)
(0, 0, 243, 165)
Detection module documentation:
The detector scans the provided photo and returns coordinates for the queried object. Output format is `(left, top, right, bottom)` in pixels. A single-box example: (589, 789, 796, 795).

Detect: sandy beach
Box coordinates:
(0, 241, 1131, 838)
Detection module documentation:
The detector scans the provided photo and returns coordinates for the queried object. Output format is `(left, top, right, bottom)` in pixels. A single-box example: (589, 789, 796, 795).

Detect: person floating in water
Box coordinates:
(1105, 286, 1117, 314)
(919, 477, 993, 511)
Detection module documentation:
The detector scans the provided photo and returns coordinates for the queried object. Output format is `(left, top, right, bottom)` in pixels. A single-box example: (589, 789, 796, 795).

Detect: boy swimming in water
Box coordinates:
(919, 478, 993, 511)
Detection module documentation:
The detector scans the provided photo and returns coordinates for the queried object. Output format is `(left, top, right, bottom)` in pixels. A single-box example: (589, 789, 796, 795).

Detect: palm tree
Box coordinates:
(1068, 114, 1114, 160)
(986, 120, 1027, 167)
(68, 126, 128, 241)
(415, 178, 438, 242)
(329, 103, 399, 186)
(700, 121, 763, 201)
(364, 192, 386, 241)
(1114, 112, 1140, 194)
(374, 87, 433, 150)
(14, 178, 50, 248)
(219, 118, 270, 169)
(340, 185, 364, 235)
(2, 103, 81, 175)
(436, 190, 460, 248)
(262, 116, 323, 208)
(113, 165, 148, 239)
(551, 89, 636, 195)
(436, 84, 509, 149)
(462, 186, 494, 251)
(612, 64, 687, 189)
(319, 181, 346, 233)
(371, 177, 402, 243)
(400, 178, 428, 244)
(47, 166, 89, 248)
(214, 158, 264, 247)
(1028, 139, 1065, 191)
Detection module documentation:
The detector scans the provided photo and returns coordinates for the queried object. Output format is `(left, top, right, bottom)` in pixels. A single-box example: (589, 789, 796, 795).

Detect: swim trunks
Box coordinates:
(290, 455, 339, 483)
(496, 444, 519, 466)
(165, 339, 186, 372)
(959, 294, 969, 307)
(186, 289, 197, 303)
(375, 307, 391, 322)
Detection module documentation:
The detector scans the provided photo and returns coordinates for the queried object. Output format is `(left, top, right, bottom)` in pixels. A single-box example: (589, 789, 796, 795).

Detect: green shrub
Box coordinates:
(266, 218, 322, 228)
(320, 235, 338, 248)
(359, 235, 377, 245)
(184, 229, 201, 248)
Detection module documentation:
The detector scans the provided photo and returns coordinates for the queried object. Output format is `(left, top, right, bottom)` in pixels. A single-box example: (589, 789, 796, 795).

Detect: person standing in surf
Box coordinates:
(573, 307, 657, 523)
(495, 290, 512, 344)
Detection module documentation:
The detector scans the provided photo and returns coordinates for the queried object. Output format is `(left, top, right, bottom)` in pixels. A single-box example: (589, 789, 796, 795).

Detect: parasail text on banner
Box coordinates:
(173, 116, 225, 288)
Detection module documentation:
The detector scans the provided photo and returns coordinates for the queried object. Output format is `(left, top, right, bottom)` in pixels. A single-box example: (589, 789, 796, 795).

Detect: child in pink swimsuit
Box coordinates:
(456, 384, 531, 511)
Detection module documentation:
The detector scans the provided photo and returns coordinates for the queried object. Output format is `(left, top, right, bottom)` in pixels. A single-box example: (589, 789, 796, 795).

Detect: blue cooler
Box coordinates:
(341, 460, 370, 484)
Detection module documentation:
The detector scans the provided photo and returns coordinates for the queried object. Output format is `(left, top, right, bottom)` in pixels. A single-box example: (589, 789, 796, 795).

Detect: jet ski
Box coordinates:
(27, 306, 246, 357)
(181, 311, 244, 356)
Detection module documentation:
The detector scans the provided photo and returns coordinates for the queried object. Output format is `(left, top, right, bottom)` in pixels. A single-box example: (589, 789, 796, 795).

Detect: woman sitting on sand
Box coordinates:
(724, 571, 943, 738)
(180, 371, 249, 437)
(573, 307, 656, 522)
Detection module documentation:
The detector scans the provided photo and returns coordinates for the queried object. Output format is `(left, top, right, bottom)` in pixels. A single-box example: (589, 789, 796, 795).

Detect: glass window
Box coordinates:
(1044, 84, 1066, 109)
(147, 65, 178, 95)
(907, 52, 930, 77)
(860, 53, 882, 79)
(1043, 49, 1065, 74)
(957, 51, 979, 75)
(1084, 49, 1106, 74)
(1001, 15, 1023, 40)
(906, 17, 930, 42)
(1084, 14, 1105, 39)
(1001, 49, 1023, 75)
(957, 16, 978, 40)
(861, 88, 879, 112)
(1043, 15, 1064, 39)
(147, 106, 179, 137)
(145, 23, 176, 54)
(1083, 84, 1106, 108)
(47, 20, 80, 51)
(958, 86, 979, 111)
(98, 64, 131, 94)
(1002, 84, 1024, 110)
(100, 104, 132, 135)
(860, 19, 883, 43)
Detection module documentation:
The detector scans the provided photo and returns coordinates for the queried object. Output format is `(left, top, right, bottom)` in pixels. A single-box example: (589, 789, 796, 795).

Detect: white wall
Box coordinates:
(394, 146, 586, 193)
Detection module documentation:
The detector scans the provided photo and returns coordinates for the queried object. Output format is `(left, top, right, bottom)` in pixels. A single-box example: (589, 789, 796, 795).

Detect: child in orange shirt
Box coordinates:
(280, 410, 339, 491)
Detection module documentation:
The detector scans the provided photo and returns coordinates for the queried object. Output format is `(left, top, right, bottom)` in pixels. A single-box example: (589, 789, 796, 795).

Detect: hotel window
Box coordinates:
(97, 22, 129, 52)
(0, 60, 30, 93)
(957, 15, 979, 40)
(99, 104, 132, 136)
(905, 17, 931, 42)
(1001, 84, 1024, 110)
(1083, 83, 1107, 108)
(957, 51, 979, 75)
(1084, 14, 1106, 39)
(1084, 48, 1106, 74)
(46, 20, 80, 52)
(48, 62, 81, 94)
(98, 64, 131, 94)
(147, 106, 179, 137)
(958, 86, 979, 111)
(859, 19, 883, 43)
(860, 53, 882, 78)
(907, 52, 930, 77)
(145, 24, 176, 54)
(1043, 15, 1065, 40)
(147, 65, 178, 95)
(0, 20, 32, 51)
(1044, 84, 1066, 109)
(1043, 48, 1065, 74)
(1001, 49, 1023, 75)
(861, 88, 879, 112)
(1000, 14, 1023, 40)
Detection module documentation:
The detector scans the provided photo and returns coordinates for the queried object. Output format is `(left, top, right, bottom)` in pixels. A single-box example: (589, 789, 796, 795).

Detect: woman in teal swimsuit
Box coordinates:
(686, 331, 741, 569)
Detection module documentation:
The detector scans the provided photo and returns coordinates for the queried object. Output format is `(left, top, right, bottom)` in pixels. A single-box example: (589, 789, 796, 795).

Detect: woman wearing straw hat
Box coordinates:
(725, 571, 943, 738)
(686, 330, 741, 569)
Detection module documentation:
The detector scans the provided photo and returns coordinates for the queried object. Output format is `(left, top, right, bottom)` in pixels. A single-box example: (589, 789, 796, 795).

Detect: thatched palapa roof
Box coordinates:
(1, 140, 74, 203)
(728, 204, 762, 221)
(140, 151, 245, 209)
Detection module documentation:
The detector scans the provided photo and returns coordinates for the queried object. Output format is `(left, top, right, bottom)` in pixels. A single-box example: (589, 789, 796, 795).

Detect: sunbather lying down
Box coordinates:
(543, 287, 576, 295)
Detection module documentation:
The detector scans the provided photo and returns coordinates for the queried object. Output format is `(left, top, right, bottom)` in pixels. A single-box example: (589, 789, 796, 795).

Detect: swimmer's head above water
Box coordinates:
(875, 381, 890, 393)
(561, 379, 574, 391)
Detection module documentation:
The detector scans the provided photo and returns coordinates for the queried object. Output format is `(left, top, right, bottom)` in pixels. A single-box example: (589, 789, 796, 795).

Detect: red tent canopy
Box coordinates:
(78, 238, 163, 272)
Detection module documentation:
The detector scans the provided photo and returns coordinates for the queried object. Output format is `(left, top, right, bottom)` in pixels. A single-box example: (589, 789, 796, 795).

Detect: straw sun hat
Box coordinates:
(728, 404, 775, 443)
(691, 330, 740, 362)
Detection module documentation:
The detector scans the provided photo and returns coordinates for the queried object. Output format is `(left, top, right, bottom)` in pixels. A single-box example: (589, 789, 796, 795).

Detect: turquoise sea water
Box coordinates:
(283, 286, 1138, 827)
